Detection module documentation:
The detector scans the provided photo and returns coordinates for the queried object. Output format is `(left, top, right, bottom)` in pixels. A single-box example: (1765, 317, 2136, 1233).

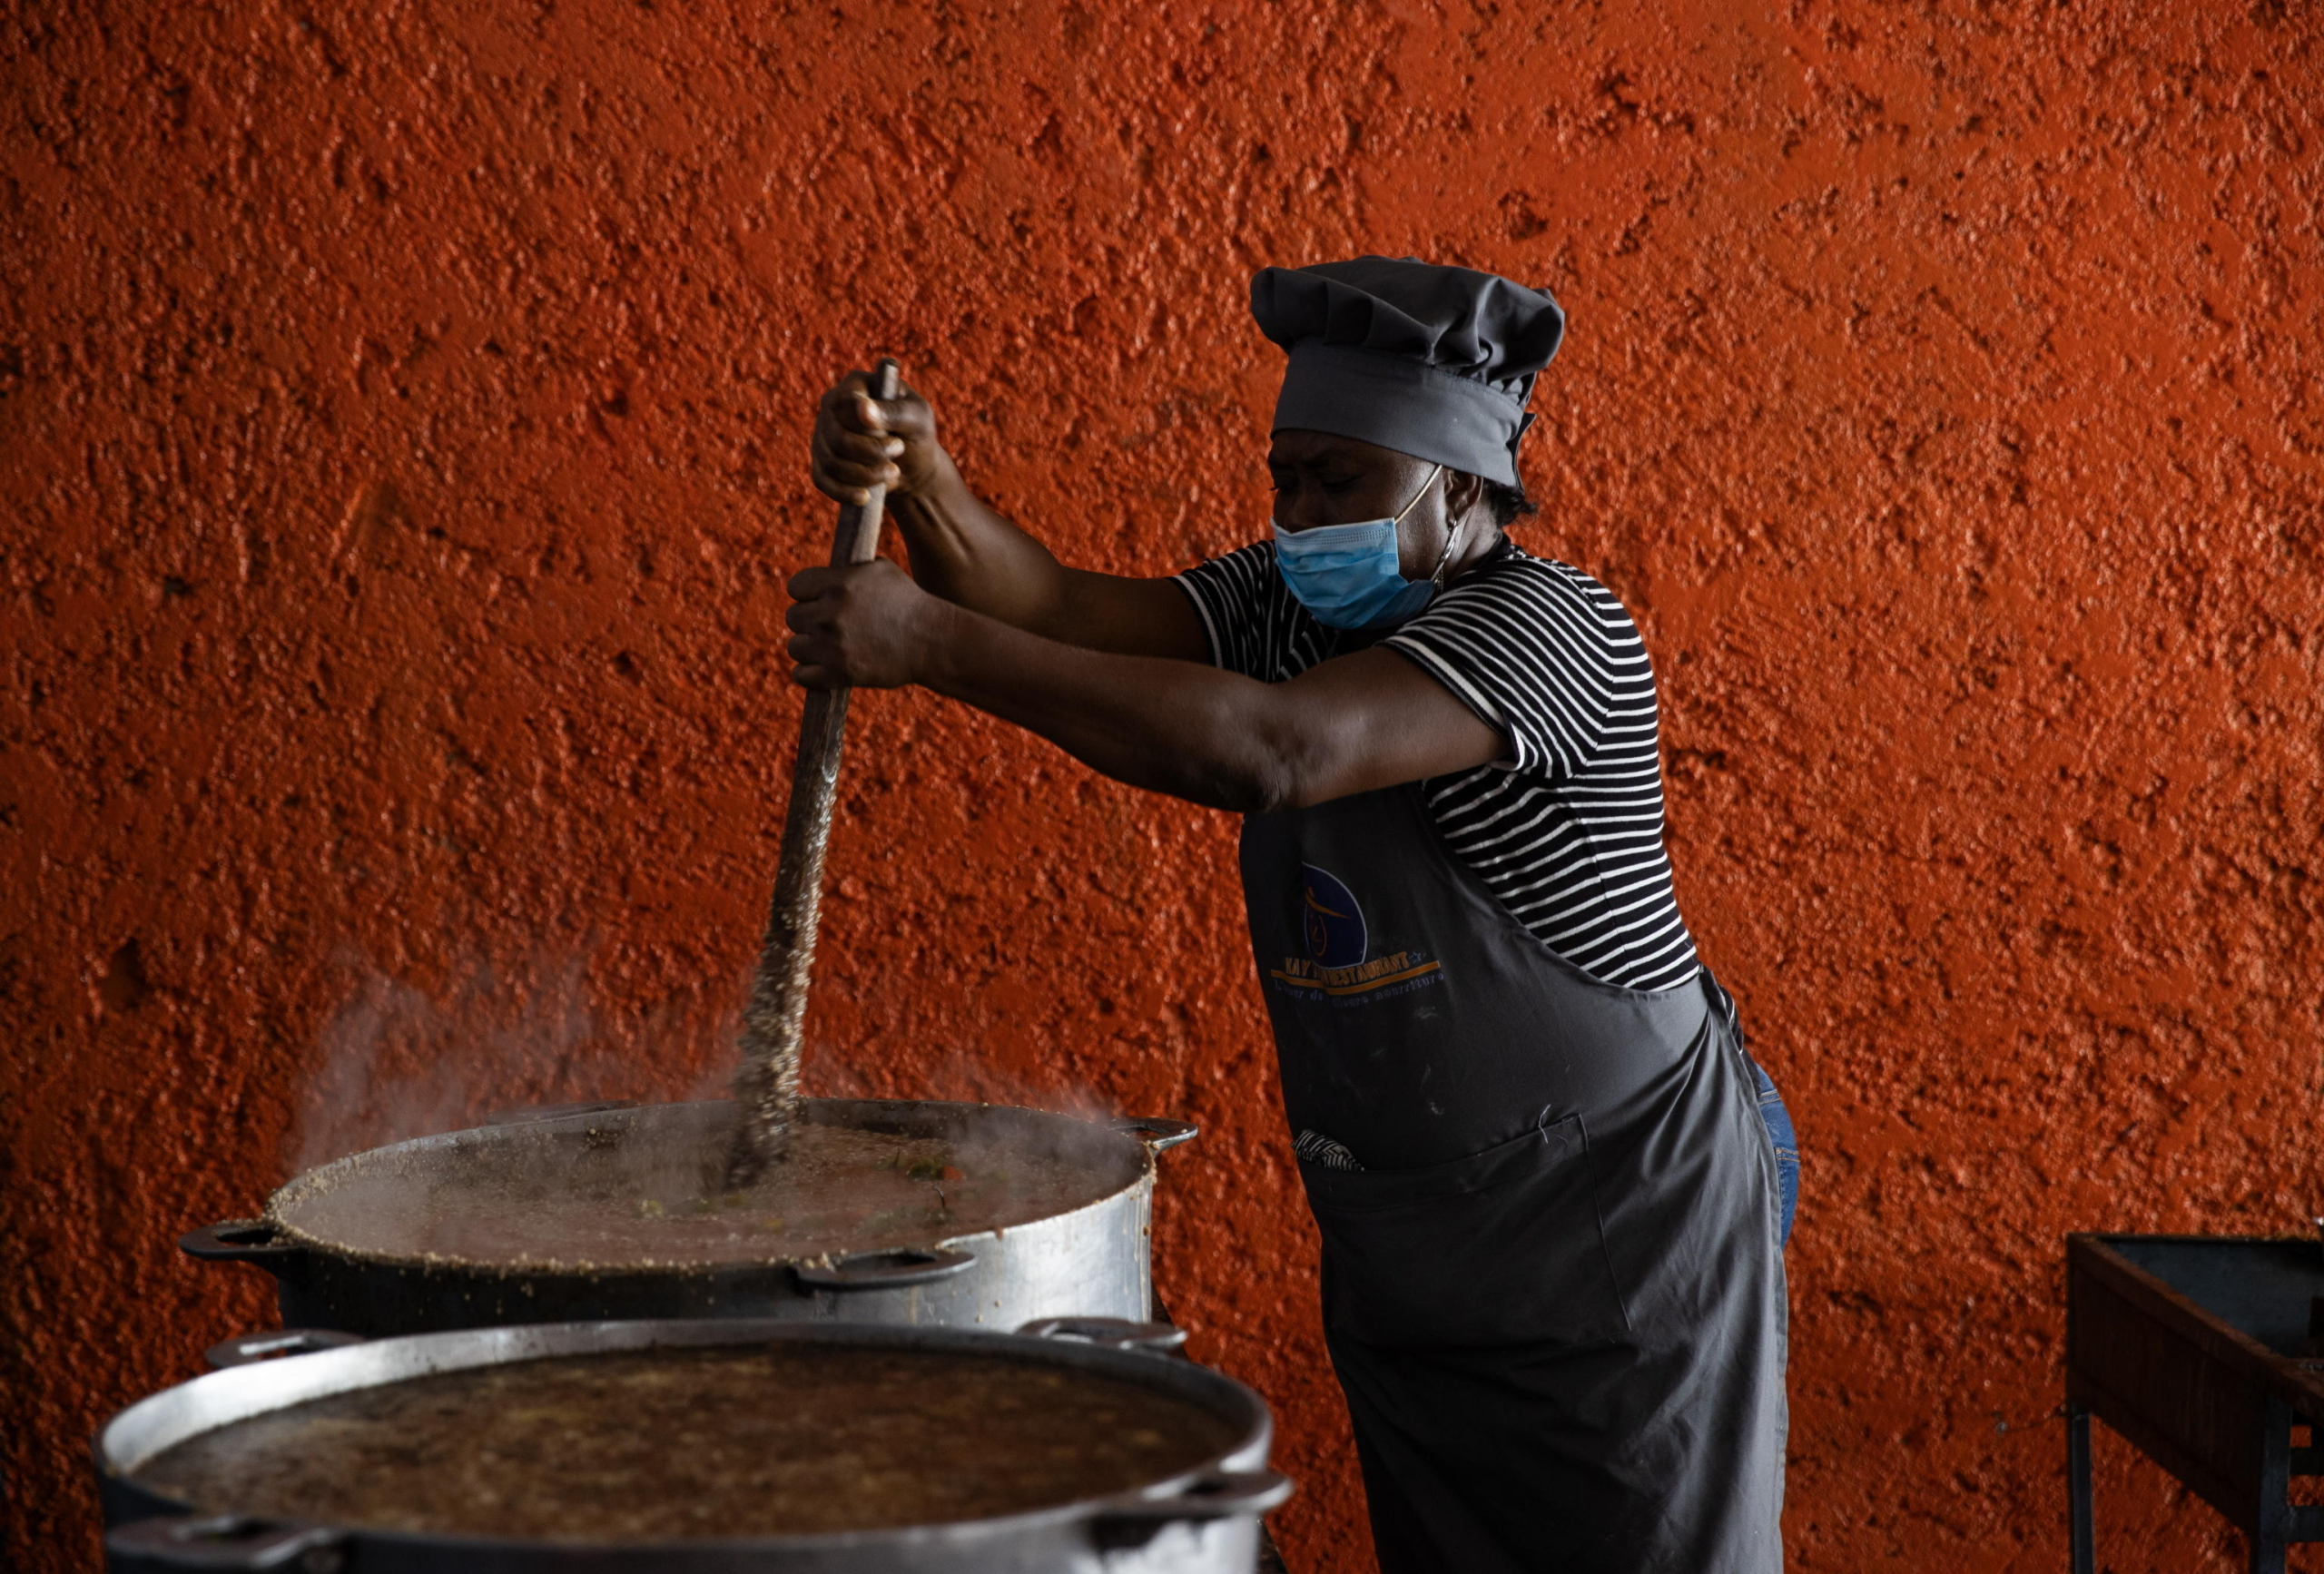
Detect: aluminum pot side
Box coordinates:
(183, 1100, 1196, 1336)
(96, 1318, 1288, 1574)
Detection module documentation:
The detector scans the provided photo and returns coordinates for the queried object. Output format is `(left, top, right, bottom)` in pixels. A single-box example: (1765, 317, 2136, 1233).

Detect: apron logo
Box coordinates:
(1301, 864, 1368, 968)
(1270, 863, 1443, 1004)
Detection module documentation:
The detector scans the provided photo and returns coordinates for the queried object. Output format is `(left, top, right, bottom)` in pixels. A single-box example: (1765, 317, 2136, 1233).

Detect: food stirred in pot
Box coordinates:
(267, 1101, 1133, 1273)
(130, 1341, 1245, 1540)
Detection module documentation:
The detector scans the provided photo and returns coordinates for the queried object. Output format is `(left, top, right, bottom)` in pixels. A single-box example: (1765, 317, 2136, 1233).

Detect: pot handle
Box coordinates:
(1112, 1116, 1198, 1153)
(205, 1330, 369, 1371)
(1019, 1316, 1188, 1353)
(179, 1221, 301, 1265)
(484, 1099, 641, 1126)
(794, 1247, 976, 1291)
(1092, 1469, 1295, 1532)
(105, 1515, 344, 1570)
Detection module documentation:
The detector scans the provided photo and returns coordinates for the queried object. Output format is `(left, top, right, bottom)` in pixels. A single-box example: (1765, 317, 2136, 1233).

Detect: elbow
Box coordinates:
(1209, 769, 1295, 817)
(1171, 757, 1287, 816)
(1212, 717, 1332, 815)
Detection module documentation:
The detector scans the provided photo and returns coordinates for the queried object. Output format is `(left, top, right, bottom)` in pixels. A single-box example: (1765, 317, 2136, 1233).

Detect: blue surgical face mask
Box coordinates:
(1273, 464, 1458, 630)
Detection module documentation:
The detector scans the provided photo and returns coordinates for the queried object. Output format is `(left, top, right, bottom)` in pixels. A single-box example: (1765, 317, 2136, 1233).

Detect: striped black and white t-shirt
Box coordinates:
(1175, 536, 1701, 994)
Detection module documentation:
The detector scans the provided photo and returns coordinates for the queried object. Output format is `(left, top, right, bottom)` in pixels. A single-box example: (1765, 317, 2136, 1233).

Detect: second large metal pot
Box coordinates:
(183, 1097, 1196, 1336)
(98, 1316, 1289, 1573)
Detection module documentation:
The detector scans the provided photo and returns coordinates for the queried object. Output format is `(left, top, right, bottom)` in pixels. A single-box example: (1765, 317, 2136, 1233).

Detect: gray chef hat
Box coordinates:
(1250, 257, 1564, 487)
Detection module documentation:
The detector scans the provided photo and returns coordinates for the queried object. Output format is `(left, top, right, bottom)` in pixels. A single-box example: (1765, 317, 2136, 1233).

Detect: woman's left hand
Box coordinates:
(785, 559, 943, 690)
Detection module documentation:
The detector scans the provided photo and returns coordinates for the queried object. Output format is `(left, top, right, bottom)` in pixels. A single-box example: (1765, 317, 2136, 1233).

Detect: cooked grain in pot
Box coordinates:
(134, 1344, 1243, 1539)
(275, 1117, 1117, 1270)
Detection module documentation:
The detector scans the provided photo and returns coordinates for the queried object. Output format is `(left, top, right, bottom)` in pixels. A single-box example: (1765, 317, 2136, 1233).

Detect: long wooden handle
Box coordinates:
(726, 358, 901, 1185)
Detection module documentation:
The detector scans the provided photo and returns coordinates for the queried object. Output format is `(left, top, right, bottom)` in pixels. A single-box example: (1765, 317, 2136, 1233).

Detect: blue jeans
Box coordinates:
(1754, 1064, 1798, 1248)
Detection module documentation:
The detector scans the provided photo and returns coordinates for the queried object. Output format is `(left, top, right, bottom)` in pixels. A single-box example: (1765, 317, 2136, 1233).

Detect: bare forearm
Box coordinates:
(888, 457, 1071, 627)
(813, 373, 1196, 658)
(889, 458, 1206, 662)
(785, 559, 1509, 806)
(911, 600, 1300, 812)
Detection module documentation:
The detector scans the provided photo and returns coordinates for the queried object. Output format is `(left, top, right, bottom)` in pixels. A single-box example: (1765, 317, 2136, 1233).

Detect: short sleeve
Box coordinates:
(1172, 543, 1280, 679)
(1381, 556, 1643, 779)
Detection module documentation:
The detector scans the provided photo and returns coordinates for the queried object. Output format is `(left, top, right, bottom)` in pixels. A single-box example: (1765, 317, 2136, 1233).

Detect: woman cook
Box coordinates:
(793, 256, 1796, 1574)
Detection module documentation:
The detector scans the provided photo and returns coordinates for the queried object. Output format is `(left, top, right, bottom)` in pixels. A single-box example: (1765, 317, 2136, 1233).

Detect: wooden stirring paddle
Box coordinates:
(725, 358, 901, 1187)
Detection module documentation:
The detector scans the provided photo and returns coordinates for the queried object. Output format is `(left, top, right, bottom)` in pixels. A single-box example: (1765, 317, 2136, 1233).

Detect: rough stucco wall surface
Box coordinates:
(5, 1, 2322, 1568)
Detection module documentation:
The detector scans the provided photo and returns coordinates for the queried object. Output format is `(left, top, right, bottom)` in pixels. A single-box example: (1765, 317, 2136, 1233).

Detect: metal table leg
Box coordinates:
(2251, 1394, 2292, 1574)
(2068, 1401, 2093, 1574)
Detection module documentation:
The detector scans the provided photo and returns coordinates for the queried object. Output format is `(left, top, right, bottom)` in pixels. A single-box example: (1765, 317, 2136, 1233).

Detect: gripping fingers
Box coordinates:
(830, 428, 903, 465)
(786, 632, 842, 689)
(824, 429, 905, 491)
(787, 566, 842, 602)
(813, 414, 905, 503)
(783, 598, 836, 636)
(812, 450, 900, 500)
(849, 389, 934, 447)
(812, 369, 933, 502)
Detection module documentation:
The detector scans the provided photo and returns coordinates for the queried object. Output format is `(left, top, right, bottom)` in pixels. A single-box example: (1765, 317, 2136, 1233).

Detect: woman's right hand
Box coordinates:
(811, 369, 946, 505)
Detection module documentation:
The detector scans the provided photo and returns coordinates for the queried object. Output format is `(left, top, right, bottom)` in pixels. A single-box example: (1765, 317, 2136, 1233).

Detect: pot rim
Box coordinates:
(97, 1317, 1282, 1558)
(251, 1097, 1170, 1280)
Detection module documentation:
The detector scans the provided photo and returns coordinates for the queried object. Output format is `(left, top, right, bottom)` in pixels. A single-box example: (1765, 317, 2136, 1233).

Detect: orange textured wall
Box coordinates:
(5, 3, 2322, 1568)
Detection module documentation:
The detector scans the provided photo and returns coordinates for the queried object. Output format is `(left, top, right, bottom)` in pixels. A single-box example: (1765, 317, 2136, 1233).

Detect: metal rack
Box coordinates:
(2066, 1234, 2324, 1574)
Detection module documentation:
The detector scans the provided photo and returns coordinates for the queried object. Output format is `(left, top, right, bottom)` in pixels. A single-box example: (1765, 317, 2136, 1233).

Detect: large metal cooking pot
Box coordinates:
(97, 1316, 1291, 1572)
(183, 1098, 1196, 1336)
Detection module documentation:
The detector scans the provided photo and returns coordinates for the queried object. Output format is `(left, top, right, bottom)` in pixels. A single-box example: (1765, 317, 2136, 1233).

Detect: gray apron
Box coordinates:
(1239, 782, 1787, 1573)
